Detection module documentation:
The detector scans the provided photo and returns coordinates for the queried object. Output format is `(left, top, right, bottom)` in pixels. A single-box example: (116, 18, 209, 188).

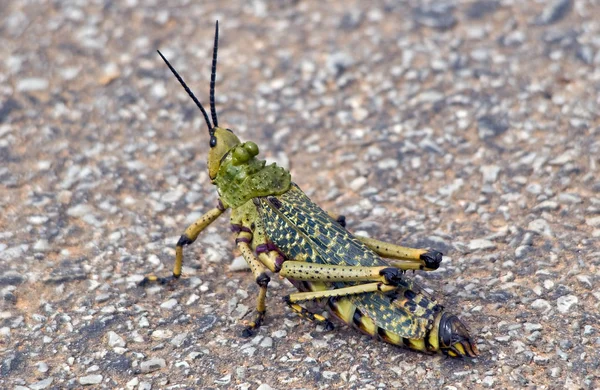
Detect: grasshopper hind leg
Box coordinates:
(326, 209, 442, 271)
(355, 235, 443, 272)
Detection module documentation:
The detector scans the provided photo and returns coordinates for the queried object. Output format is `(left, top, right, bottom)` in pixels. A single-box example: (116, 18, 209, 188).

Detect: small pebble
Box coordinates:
(29, 378, 53, 390)
(79, 375, 103, 385)
(36, 361, 49, 373)
(17, 78, 49, 92)
(528, 219, 553, 237)
(140, 358, 166, 373)
(160, 298, 178, 310)
(468, 239, 496, 251)
(126, 377, 139, 390)
(170, 332, 188, 347)
(260, 337, 273, 348)
(272, 330, 287, 338)
(107, 331, 126, 348)
(556, 295, 578, 314)
(151, 329, 173, 340)
(230, 256, 250, 271)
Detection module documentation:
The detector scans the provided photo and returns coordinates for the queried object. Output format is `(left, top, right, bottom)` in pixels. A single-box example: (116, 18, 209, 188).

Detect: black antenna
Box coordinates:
(157, 50, 213, 135)
(210, 21, 219, 127)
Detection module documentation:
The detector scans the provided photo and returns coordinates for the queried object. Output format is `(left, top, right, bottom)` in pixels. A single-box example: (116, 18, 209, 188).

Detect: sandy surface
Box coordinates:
(1, 1, 599, 389)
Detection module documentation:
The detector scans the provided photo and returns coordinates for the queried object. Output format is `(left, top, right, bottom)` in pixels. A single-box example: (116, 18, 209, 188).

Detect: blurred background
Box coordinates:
(1, 1, 599, 389)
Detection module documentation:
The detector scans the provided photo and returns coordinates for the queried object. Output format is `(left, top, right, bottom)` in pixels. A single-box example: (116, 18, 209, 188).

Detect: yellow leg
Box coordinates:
(286, 282, 396, 303)
(356, 236, 443, 271)
(286, 301, 335, 330)
(257, 251, 280, 273)
(236, 231, 271, 337)
(279, 261, 406, 285)
(251, 219, 283, 274)
(141, 205, 226, 285)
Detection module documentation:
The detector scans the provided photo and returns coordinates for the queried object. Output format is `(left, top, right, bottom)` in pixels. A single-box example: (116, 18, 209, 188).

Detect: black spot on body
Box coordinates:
(377, 327, 389, 341)
(352, 309, 364, 328)
(404, 301, 417, 312)
(268, 196, 283, 209)
(387, 291, 400, 303)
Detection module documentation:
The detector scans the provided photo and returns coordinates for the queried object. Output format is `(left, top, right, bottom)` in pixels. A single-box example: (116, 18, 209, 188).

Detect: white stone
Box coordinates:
(528, 219, 553, 237)
(107, 331, 126, 348)
(468, 239, 496, 251)
(17, 78, 49, 92)
(79, 375, 103, 385)
(556, 295, 578, 314)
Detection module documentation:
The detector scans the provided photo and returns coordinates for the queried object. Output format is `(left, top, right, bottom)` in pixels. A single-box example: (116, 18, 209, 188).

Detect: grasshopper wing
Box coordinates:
(257, 183, 388, 268)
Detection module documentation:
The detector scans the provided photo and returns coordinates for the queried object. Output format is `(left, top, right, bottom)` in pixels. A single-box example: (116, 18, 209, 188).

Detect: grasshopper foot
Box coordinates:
(241, 311, 266, 337)
(241, 327, 255, 338)
(323, 319, 335, 332)
(139, 274, 180, 287)
(420, 250, 443, 270)
(379, 267, 405, 286)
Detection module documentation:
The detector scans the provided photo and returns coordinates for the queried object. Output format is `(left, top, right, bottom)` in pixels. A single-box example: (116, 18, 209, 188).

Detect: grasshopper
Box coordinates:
(143, 21, 478, 358)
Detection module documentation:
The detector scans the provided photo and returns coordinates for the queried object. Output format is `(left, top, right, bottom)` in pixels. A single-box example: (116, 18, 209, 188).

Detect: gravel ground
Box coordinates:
(1, 1, 599, 389)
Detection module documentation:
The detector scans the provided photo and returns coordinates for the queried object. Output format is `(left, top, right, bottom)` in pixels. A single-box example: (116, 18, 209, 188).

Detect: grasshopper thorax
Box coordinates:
(213, 137, 291, 209)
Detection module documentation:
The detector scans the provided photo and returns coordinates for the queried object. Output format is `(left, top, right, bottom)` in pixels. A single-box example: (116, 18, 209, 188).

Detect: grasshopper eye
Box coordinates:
(243, 141, 259, 157)
(232, 146, 250, 164)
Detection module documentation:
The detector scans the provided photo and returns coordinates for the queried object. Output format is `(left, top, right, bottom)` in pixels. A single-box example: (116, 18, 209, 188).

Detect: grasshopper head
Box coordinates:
(158, 21, 245, 180)
(437, 313, 479, 358)
(207, 127, 242, 179)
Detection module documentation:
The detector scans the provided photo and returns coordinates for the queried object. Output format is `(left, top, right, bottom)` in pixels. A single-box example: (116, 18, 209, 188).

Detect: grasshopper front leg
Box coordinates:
(141, 202, 227, 285)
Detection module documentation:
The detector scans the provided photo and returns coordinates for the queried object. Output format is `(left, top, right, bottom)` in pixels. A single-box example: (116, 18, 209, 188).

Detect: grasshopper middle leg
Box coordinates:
(286, 282, 397, 304)
(235, 228, 272, 337)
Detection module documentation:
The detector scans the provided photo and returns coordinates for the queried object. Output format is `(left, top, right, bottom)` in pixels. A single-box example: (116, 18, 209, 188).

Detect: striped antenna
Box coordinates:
(210, 21, 219, 127)
(157, 50, 213, 135)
